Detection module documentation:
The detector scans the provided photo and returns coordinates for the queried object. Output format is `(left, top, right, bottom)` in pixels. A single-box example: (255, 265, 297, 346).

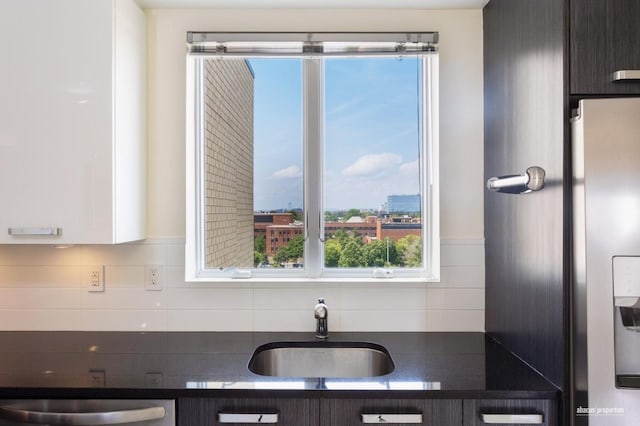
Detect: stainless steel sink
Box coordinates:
(248, 341, 394, 378)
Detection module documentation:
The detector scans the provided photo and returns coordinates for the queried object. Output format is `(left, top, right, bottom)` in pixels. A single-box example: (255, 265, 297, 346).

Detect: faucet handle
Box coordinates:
(314, 298, 328, 318)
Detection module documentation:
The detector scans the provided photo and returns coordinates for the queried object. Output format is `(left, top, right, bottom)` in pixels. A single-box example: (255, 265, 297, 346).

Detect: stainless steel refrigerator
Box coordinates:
(572, 97, 640, 425)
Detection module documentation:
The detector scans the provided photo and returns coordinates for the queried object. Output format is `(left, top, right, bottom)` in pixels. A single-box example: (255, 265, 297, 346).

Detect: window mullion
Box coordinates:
(303, 58, 324, 278)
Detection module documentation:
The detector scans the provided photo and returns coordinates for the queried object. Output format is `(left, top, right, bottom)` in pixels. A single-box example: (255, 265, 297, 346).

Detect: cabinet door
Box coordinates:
(178, 397, 319, 426)
(0, 0, 115, 243)
(320, 399, 462, 426)
(463, 399, 556, 426)
(0, 0, 145, 244)
(571, 0, 640, 95)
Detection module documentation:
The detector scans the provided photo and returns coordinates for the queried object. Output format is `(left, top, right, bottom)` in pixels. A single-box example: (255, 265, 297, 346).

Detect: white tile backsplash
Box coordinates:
(0, 238, 484, 332)
(167, 309, 253, 331)
(0, 266, 82, 288)
(341, 310, 428, 332)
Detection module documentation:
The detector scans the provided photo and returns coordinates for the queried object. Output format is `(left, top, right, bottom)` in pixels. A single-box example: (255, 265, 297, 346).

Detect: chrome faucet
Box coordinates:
(314, 298, 328, 339)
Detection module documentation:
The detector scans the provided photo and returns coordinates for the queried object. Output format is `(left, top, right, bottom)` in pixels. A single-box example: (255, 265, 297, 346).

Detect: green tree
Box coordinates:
(325, 210, 339, 222)
(287, 209, 302, 222)
(397, 235, 422, 267)
(287, 235, 304, 259)
(254, 251, 267, 267)
(334, 229, 350, 246)
(339, 239, 365, 267)
(273, 247, 288, 264)
(344, 208, 363, 221)
(324, 239, 342, 267)
(254, 235, 266, 253)
(273, 235, 304, 263)
(363, 238, 399, 267)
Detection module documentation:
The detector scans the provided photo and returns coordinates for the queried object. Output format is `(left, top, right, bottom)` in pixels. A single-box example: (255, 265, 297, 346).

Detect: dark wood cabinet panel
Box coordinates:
(464, 399, 556, 426)
(483, 0, 566, 391)
(319, 399, 462, 426)
(179, 397, 319, 426)
(179, 396, 559, 426)
(570, 0, 640, 94)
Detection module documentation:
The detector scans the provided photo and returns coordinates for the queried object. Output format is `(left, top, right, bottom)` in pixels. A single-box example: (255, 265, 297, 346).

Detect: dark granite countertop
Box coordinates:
(0, 332, 559, 399)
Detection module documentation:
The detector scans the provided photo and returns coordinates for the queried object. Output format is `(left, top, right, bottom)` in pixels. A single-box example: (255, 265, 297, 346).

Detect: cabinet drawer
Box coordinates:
(464, 399, 555, 426)
(320, 399, 462, 426)
(570, 0, 640, 95)
(178, 398, 318, 426)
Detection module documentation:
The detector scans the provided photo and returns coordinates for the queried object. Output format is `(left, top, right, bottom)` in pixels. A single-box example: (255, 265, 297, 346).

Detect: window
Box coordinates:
(186, 33, 439, 281)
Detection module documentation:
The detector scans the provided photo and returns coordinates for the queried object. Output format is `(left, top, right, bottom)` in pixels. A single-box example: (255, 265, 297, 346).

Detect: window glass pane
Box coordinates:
(323, 57, 423, 269)
(201, 58, 303, 270)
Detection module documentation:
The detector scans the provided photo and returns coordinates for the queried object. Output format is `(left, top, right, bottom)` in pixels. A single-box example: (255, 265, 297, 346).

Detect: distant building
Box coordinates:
(387, 194, 420, 213)
(265, 224, 303, 257)
(345, 216, 364, 223)
(378, 221, 422, 242)
(324, 221, 377, 240)
(253, 213, 422, 260)
(254, 213, 294, 240)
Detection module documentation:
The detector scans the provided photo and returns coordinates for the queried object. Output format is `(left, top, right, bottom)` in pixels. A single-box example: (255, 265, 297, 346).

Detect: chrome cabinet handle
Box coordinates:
(481, 413, 543, 424)
(218, 413, 278, 423)
(486, 166, 545, 194)
(0, 405, 166, 425)
(8, 227, 62, 236)
(361, 414, 423, 423)
(613, 70, 640, 81)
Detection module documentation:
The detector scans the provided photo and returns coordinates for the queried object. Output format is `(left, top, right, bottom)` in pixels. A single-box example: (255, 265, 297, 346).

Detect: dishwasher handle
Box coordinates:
(0, 405, 166, 426)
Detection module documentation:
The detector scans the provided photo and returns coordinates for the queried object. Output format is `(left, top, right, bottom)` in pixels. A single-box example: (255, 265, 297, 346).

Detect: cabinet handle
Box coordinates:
(613, 70, 640, 81)
(361, 414, 423, 423)
(218, 413, 278, 423)
(8, 227, 62, 236)
(480, 413, 543, 424)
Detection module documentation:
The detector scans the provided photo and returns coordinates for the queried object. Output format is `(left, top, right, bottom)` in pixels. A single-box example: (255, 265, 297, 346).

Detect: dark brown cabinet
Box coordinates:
(319, 398, 462, 426)
(178, 397, 558, 426)
(570, 0, 640, 94)
(178, 397, 319, 426)
(464, 399, 556, 426)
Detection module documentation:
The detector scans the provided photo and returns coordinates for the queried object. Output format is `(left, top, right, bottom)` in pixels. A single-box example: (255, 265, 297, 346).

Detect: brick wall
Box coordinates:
(203, 60, 254, 268)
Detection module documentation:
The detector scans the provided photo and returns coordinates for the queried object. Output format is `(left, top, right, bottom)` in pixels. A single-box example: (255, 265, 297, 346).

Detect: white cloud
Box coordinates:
(342, 153, 402, 177)
(399, 159, 419, 175)
(271, 165, 302, 180)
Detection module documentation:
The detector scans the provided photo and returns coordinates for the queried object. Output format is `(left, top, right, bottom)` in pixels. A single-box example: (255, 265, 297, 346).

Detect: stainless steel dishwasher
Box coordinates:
(0, 400, 174, 426)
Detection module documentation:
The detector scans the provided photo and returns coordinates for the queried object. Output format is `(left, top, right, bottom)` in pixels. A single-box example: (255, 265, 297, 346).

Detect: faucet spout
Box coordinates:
(314, 298, 328, 339)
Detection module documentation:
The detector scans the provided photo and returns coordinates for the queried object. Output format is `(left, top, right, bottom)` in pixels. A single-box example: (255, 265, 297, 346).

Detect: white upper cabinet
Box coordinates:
(0, 0, 146, 244)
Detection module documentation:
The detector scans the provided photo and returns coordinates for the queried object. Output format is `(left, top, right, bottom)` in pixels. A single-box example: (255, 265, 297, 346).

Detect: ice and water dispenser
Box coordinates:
(613, 256, 640, 387)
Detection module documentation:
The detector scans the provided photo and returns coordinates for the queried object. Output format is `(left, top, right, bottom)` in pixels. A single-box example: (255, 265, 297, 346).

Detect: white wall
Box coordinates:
(0, 8, 485, 332)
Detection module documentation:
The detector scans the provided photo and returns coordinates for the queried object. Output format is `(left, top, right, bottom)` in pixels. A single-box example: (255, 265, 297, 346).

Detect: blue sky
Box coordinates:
(251, 57, 421, 212)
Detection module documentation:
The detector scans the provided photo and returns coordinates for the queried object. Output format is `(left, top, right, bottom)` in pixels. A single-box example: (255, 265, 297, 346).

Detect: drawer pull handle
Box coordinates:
(613, 70, 640, 81)
(8, 227, 62, 236)
(481, 413, 543, 424)
(361, 414, 423, 423)
(218, 413, 278, 423)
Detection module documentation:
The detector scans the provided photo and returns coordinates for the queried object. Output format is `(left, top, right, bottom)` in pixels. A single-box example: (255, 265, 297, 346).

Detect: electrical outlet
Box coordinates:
(87, 266, 105, 292)
(145, 372, 163, 387)
(145, 265, 163, 291)
(88, 369, 106, 387)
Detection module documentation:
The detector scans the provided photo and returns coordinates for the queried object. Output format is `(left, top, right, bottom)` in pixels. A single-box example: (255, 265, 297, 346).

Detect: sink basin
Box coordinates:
(248, 341, 394, 378)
